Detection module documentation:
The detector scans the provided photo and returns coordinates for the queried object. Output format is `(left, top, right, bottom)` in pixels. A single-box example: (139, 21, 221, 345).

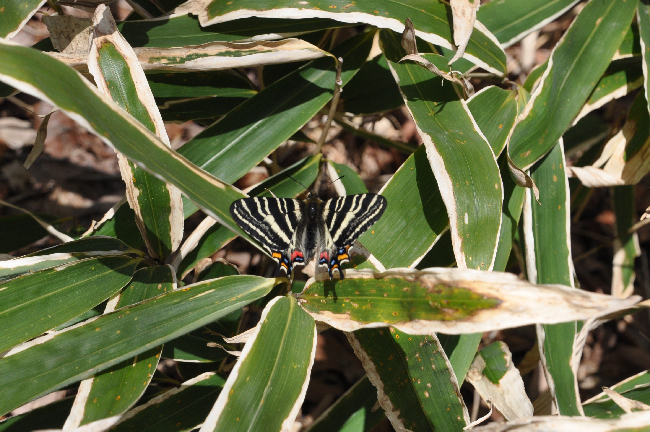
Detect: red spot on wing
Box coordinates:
(320, 251, 329, 260)
(291, 250, 304, 261)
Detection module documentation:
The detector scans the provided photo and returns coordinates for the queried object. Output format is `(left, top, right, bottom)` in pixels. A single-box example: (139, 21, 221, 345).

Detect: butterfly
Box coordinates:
(229, 192, 387, 279)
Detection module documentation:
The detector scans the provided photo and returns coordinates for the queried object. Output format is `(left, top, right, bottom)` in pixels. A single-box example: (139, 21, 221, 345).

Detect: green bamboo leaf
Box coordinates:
(381, 30, 502, 271)
(0, 0, 46, 38)
(162, 321, 233, 363)
(576, 57, 643, 124)
(583, 371, 650, 419)
(508, 0, 637, 170)
(200, 296, 316, 432)
(0, 236, 137, 282)
(305, 376, 385, 432)
(617, 21, 641, 58)
(0, 275, 280, 415)
(198, 0, 506, 75)
(466, 86, 519, 157)
(107, 373, 226, 432)
(611, 186, 640, 298)
(178, 30, 374, 216)
(563, 113, 611, 161)
(0, 39, 247, 240)
(147, 70, 255, 99)
(466, 342, 533, 420)
(29, 236, 135, 256)
(93, 204, 146, 250)
(477, 0, 580, 47)
(357, 146, 448, 269)
(0, 396, 73, 432)
(297, 268, 640, 335)
(492, 153, 526, 272)
(118, 15, 349, 48)
(0, 255, 140, 354)
(638, 1, 650, 115)
(348, 329, 468, 431)
(436, 332, 480, 384)
(328, 160, 368, 195)
(76, 266, 176, 425)
(55, 38, 331, 74)
(177, 154, 321, 277)
(197, 260, 239, 281)
(89, 6, 183, 260)
(525, 142, 580, 416)
(339, 54, 403, 115)
(158, 95, 246, 122)
(0, 213, 59, 254)
(429, 155, 525, 385)
(335, 115, 417, 154)
(0, 251, 131, 283)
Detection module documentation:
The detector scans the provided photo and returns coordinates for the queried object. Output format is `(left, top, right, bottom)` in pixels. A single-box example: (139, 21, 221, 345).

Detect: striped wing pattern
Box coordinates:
(229, 197, 301, 252)
(229, 193, 386, 279)
(322, 194, 387, 247)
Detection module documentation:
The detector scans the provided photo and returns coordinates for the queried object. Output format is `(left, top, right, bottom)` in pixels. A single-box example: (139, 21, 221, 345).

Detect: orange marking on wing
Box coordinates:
(272, 252, 282, 259)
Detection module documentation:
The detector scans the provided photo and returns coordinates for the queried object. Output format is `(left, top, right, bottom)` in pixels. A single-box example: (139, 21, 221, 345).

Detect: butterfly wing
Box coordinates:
(320, 194, 387, 278)
(229, 197, 302, 276)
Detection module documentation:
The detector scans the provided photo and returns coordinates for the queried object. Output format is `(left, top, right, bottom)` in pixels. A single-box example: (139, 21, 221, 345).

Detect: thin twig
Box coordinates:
(124, 0, 153, 19)
(315, 57, 344, 154)
(629, 217, 650, 234)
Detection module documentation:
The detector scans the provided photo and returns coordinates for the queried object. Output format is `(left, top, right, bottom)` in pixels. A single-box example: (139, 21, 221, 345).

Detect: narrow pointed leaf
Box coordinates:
(196, 0, 506, 75)
(348, 329, 468, 431)
(89, 5, 183, 260)
(466, 86, 519, 157)
(53, 38, 330, 73)
(508, 0, 637, 170)
(0, 255, 140, 353)
(583, 371, 650, 419)
(524, 142, 581, 416)
(477, 0, 580, 47)
(611, 186, 640, 298)
(305, 376, 385, 432)
(381, 29, 502, 271)
(76, 266, 176, 426)
(147, 70, 255, 99)
(0, 39, 247, 238)
(466, 342, 533, 420)
(0, 275, 280, 415)
(297, 268, 640, 335)
(575, 57, 643, 124)
(339, 54, 404, 115)
(0, 0, 46, 38)
(1, 236, 137, 281)
(0, 213, 59, 254)
(200, 296, 317, 432)
(118, 15, 349, 47)
(107, 373, 227, 432)
(357, 146, 448, 269)
(0, 397, 73, 432)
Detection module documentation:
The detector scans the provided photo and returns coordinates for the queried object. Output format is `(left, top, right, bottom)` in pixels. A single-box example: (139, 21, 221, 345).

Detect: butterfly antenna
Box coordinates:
(287, 175, 309, 192)
(324, 175, 345, 187)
